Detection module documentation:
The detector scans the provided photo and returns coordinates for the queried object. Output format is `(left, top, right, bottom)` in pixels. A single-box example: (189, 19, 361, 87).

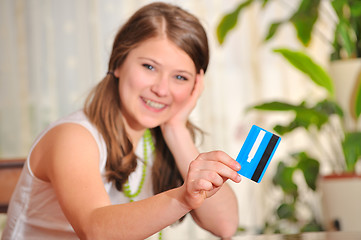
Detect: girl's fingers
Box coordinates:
(196, 151, 241, 172)
(189, 170, 224, 188)
(189, 159, 241, 184)
(187, 151, 242, 190)
(184, 150, 242, 208)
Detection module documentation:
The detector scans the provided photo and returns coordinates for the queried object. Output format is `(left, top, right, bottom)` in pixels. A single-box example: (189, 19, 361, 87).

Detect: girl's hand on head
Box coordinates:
(162, 69, 204, 130)
(181, 151, 242, 210)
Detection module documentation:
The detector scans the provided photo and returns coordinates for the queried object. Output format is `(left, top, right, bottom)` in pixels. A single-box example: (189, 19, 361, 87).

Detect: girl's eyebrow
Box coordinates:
(177, 70, 194, 78)
(139, 57, 194, 78)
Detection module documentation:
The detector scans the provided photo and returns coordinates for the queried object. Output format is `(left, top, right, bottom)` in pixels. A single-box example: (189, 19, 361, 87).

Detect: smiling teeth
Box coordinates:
(146, 99, 165, 109)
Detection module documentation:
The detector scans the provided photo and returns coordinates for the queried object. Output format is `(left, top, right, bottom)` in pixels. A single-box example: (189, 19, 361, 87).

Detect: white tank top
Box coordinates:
(2, 110, 154, 239)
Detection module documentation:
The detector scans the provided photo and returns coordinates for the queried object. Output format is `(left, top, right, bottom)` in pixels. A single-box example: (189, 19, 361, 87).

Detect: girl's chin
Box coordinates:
(136, 120, 163, 129)
(144, 122, 163, 129)
(138, 113, 170, 128)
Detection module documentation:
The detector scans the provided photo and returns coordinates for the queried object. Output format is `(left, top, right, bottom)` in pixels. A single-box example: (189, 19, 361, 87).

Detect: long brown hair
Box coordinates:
(84, 2, 209, 196)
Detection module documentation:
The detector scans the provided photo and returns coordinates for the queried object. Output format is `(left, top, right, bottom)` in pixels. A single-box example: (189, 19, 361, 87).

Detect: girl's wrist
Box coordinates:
(170, 186, 193, 213)
(161, 123, 189, 143)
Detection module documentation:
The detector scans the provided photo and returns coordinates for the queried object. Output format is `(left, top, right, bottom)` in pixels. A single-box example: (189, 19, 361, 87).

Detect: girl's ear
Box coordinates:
(114, 68, 120, 78)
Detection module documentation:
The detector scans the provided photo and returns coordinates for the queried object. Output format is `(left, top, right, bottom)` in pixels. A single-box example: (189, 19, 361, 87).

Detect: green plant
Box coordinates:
(217, 0, 361, 60)
(216, 0, 361, 234)
(250, 48, 361, 233)
(251, 48, 361, 172)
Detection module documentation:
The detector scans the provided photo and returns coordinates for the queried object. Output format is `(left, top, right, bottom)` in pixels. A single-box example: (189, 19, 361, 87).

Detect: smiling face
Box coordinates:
(114, 36, 196, 131)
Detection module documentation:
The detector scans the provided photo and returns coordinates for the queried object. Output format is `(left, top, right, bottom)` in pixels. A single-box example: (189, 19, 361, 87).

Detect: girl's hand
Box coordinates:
(162, 69, 204, 129)
(181, 151, 242, 210)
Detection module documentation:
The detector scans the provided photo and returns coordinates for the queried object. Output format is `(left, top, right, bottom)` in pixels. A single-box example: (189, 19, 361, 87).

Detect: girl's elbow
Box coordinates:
(75, 217, 106, 240)
(210, 217, 239, 239)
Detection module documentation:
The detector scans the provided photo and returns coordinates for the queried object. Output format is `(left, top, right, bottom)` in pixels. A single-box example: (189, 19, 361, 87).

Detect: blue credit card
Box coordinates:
(236, 125, 281, 183)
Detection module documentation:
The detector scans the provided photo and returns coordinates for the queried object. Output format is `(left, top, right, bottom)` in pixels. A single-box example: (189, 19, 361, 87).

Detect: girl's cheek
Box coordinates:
(175, 90, 191, 103)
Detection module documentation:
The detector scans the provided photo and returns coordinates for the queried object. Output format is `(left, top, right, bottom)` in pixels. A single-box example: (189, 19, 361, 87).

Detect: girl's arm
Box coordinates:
(161, 124, 241, 238)
(31, 123, 239, 239)
(161, 71, 241, 238)
(31, 124, 189, 239)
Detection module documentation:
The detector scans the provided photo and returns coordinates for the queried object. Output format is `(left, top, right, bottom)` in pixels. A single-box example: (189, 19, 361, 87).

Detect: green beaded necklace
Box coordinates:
(123, 129, 154, 202)
(122, 129, 163, 239)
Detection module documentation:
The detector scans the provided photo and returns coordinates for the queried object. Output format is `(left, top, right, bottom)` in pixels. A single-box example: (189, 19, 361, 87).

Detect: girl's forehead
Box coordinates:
(129, 37, 196, 72)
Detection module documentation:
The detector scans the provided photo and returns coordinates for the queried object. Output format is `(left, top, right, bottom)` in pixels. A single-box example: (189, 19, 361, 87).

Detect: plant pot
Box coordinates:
(319, 174, 361, 231)
(329, 59, 361, 130)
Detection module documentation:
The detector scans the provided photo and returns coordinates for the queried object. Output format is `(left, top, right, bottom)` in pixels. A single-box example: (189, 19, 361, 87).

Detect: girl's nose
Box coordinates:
(151, 75, 169, 97)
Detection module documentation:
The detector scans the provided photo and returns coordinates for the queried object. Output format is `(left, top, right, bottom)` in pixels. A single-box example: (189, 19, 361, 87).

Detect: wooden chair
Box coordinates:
(0, 159, 25, 213)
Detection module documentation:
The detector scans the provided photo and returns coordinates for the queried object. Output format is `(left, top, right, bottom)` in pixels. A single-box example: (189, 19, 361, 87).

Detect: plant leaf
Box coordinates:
(314, 99, 344, 117)
(251, 101, 300, 111)
(216, 0, 254, 45)
(294, 152, 320, 191)
(290, 0, 321, 46)
(331, 0, 346, 16)
(294, 107, 329, 130)
(350, 2, 361, 17)
(331, 0, 357, 58)
(265, 21, 283, 42)
(260, 0, 270, 8)
(277, 203, 296, 221)
(273, 48, 334, 96)
(273, 120, 302, 135)
(354, 73, 361, 119)
(301, 220, 324, 232)
(273, 161, 298, 197)
(336, 19, 355, 58)
(342, 132, 361, 172)
(251, 100, 331, 134)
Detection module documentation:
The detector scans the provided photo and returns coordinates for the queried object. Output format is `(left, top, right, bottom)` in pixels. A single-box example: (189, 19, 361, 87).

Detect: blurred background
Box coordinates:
(2, 0, 360, 239)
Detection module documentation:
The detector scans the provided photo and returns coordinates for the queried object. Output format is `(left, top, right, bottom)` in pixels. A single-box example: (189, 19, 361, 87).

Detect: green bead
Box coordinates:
(123, 129, 154, 200)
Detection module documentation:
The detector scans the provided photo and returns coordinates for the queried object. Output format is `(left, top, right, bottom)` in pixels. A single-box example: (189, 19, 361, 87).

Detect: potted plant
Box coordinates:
(250, 48, 361, 232)
(216, 0, 361, 233)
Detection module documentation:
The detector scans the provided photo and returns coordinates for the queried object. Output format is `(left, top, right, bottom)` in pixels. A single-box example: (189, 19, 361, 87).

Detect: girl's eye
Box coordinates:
(175, 75, 188, 81)
(143, 64, 154, 71)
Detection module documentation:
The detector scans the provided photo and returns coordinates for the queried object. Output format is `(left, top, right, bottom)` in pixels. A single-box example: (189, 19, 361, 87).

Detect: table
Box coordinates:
(231, 232, 361, 240)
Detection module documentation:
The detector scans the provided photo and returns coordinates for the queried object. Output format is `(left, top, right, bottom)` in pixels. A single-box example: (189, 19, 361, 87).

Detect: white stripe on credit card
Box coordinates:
(246, 130, 266, 163)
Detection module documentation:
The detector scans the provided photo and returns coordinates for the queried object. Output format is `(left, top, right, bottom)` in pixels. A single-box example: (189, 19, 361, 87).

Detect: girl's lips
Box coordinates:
(141, 97, 168, 110)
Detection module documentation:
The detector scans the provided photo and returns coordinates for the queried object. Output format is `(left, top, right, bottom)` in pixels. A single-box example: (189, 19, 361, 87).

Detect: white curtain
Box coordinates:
(0, 0, 333, 238)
